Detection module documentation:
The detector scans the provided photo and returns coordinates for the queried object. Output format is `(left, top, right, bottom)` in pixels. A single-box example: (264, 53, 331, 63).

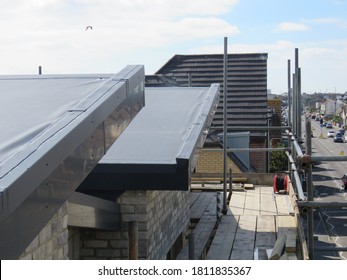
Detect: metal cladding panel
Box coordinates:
(78, 83, 220, 193)
(0, 65, 145, 259)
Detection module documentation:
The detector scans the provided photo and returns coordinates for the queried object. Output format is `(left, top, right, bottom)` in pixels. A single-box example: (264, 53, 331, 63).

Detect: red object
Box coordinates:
(274, 174, 288, 193)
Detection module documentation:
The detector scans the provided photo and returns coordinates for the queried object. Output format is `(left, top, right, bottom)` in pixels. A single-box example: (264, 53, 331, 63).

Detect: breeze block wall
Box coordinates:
(19, 202, 69, 260)
(77, 190, 190, 260)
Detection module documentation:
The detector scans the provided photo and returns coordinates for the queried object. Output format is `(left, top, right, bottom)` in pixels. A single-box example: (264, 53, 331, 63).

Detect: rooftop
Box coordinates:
(78, 84, 220, 196)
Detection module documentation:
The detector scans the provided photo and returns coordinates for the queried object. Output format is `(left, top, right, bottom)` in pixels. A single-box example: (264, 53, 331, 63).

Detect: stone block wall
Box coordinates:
(19, 202, 69, 260)
(76, 190, 190, 260)
(17, 190, 190, 260)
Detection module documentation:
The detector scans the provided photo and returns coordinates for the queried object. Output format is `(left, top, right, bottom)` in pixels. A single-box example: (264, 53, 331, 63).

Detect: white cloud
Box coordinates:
(77, 0, 239, 18)
(304, 17, 347, 29)
(0, 0, 239, 74)
(276, 22, 310, 32)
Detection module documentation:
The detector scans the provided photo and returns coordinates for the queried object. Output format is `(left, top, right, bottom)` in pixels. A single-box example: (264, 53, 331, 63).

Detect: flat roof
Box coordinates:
(1, 74, 111, 174)
(78, 84, 220, 194)
(0, 65, 145, 259)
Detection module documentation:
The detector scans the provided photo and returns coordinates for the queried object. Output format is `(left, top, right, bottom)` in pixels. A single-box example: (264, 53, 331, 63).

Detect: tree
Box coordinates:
(269, 143, 288, 173)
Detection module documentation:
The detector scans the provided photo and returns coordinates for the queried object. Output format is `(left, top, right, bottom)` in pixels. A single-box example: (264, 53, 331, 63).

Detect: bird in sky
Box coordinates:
(85, 26, 93, 31)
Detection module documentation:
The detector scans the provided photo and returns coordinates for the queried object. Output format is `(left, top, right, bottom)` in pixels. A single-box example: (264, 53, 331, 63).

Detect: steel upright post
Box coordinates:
(287, 60, 292, 127)
(292, 73, 297, 137)
(306, 119, 314, 259)
(222, 37, 228, 214)
(129, 221, 138, 260)
(294, 48, 301, 143)
(297, 68, 302, 143)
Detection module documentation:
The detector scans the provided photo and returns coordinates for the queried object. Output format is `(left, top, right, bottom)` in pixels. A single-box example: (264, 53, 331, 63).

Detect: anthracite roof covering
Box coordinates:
(0, 65, 145, 259)
(78, 83, 220, 196)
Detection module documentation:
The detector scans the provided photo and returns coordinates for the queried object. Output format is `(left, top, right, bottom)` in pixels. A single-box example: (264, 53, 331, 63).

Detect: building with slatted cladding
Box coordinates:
(151, 53, 268, 132)
(146, 53, 269, 172)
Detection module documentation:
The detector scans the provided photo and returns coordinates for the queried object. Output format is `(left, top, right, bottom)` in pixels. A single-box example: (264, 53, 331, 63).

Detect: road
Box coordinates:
(305, 118, 347, 260)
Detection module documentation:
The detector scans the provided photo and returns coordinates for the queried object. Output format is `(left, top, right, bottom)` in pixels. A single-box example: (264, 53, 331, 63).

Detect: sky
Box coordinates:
(1, 0, 346, 94)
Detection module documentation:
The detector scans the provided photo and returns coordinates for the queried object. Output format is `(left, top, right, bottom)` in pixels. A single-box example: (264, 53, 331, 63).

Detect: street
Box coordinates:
(305, 118, 347, 260)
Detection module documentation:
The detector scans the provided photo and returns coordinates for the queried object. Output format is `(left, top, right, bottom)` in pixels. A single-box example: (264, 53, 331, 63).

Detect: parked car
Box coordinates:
(327, 130, 335, 137)
(326, 123, 333, 128)
(334, 133, 344, 143)
(338, 129, 345, 135)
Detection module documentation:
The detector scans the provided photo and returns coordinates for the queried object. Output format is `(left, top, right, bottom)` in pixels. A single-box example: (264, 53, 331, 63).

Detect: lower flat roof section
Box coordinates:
(78, 84, 220, 195)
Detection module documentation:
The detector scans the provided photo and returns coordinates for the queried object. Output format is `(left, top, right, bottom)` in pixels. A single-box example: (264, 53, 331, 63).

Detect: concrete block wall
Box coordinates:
(19, 202, 69, 260)
(77, 190, 190, 260)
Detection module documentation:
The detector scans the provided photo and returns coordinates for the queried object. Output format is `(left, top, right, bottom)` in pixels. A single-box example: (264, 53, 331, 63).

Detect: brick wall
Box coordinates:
(19, 202, 69, 260)
(195, 146, 267, 174)
(195, 149, 241, 174)
(250, 140, 266, 173)
(75, 190, 190, 260)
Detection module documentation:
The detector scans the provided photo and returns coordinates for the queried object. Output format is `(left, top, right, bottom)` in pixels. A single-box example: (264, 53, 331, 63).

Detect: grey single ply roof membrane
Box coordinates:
(0, 74, 113, 177)
(101, 86, 217, 164)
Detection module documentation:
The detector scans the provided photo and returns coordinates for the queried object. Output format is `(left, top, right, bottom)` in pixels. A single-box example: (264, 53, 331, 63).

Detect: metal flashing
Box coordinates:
(78, 83, 220, 194)
(0, 65, 145, 259)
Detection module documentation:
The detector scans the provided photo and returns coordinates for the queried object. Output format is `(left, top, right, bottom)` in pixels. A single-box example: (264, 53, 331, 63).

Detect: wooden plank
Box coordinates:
(191, 177, 248, 183)
(204, 193, 217, 216)
(193, 215, 216, 259)
(207, 215, 239, 260)
(254, 248, 269, 260)
(270, 234, 287, 260)
(275, 194, 294, 215)
(255, 215, 276, 248)
(190, 192, 215, 220)
(276, 216, 297, 252)
(189, 192, 201, 208)
(190, 184, 245, 191)
(228, 191, 246, 216)
(68, 192, 120, 230)
(190, 184, 223, 191)
(286, 253, 298, 260)
(244, 183, 254, 189)
(176, 244, 188, 259)
(176, 214, 216, 260)
(243, 187, 260, 216)
(260, 187, 277, 215)
(229, 215, 257, 260)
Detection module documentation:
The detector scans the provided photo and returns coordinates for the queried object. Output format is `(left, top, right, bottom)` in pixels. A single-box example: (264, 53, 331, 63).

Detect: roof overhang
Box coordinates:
(78, 84, 220, 195)
(0, 65, 145, 259)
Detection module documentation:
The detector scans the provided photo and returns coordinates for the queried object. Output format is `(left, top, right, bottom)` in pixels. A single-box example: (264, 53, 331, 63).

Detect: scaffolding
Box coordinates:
(219, 47, 347, 259)
(207, 43, 346, 259)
